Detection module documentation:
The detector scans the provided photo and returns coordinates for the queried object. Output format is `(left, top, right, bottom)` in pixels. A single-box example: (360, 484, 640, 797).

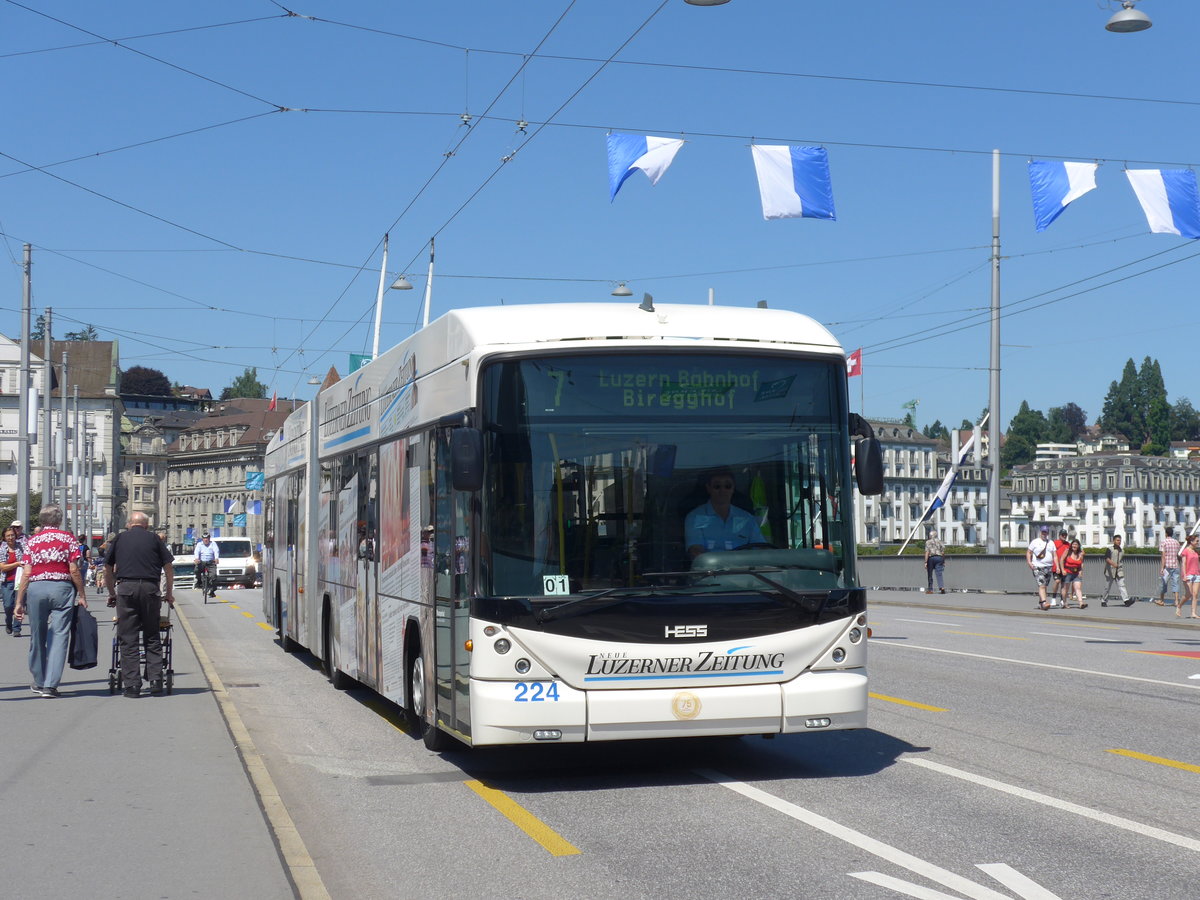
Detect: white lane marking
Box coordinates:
(850, 871, 964, 899)
(695, 769, 1011, 900)
(1029, 632, 1123, 643)
(898, 618, 975, 626)
(904, 758, 1200, 854)
(853, 865, 1063, 900)
(874, 641, 1200, 691)
(1190, 674, 1200, 680)
(977, 863, 1063, 900)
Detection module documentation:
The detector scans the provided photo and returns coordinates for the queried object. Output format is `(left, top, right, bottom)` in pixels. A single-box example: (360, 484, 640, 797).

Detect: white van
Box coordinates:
(209, 537, 258, 589)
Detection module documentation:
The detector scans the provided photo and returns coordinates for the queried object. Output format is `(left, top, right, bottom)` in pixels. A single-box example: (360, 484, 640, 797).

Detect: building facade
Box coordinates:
(1007, 454, 1200, 548)
(164, 402, 289, 551)
(853, 420, 941, 545)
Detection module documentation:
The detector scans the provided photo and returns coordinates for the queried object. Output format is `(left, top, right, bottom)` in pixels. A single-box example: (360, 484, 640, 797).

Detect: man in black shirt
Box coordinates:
(104, 511, 174, 698)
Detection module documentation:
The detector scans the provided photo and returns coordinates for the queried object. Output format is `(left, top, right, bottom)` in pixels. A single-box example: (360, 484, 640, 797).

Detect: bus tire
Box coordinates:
(323, 603, 352, 690)
(275, 591, 295, 654)
(408, 644, 452, 751)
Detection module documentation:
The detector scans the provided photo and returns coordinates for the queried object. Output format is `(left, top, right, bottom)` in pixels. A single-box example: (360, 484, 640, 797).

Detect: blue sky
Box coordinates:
(1, 0, 1192, 432)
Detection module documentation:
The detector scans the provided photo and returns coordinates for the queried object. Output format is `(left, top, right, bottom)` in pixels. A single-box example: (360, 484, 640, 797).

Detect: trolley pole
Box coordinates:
(16, 245, 32, 528)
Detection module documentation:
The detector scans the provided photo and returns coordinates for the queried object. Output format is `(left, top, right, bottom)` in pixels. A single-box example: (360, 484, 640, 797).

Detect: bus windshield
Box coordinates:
(479, 352, 853, 604)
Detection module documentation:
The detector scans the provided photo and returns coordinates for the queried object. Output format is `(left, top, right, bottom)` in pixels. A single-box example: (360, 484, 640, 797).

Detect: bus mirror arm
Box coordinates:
(450, 427, 484, 492)
(849, 414, 884, 496)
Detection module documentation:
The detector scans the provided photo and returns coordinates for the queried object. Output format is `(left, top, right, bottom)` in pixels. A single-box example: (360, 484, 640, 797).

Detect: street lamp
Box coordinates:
(1106, 1, 1151, 32)
(683, 0, 731, 5)
(611, 282, 633, 297)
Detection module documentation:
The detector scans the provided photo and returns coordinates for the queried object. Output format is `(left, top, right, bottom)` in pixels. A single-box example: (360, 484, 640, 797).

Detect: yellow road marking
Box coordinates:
(362, 699, 412, 735)
(1107, 749, 1200, 774)
(464, 780, 580, 856)
(1128, 649, 1200, 660)
(229, 604, 241, 610)
(947, 631, 1028, 640)
(242, 611, 255, 619)
(868, 692, 948, 712)
(257, 622, 273, 631)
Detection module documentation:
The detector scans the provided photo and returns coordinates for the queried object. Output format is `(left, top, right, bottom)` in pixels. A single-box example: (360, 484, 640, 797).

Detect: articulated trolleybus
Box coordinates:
(263, 302, 883, 750)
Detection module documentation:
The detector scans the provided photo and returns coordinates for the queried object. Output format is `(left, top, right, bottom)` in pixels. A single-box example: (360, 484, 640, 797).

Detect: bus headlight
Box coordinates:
(848, 628, 862, 643)
(494, 639, 511, 655)
(831, 648, 846, 663)
(514, 658, 531, 674)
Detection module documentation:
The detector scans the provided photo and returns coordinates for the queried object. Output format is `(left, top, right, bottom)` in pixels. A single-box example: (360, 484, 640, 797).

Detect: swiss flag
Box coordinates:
(846, 348, 862, 378)
(267, 391, 277, 412)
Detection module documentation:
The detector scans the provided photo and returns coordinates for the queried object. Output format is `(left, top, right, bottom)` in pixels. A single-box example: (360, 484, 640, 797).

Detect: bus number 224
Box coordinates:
(513, 682, 560, 702)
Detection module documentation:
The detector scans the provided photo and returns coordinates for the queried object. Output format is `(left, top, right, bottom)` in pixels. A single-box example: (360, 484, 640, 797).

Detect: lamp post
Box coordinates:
(1106, 1, 1151, 32)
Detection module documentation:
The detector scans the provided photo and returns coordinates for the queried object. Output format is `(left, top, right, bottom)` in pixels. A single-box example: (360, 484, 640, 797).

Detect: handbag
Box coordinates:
(69, 605, 99, 670)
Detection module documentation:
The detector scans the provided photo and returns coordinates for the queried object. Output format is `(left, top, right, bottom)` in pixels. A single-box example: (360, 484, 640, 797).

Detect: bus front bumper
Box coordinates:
(468, 669, 867, 746)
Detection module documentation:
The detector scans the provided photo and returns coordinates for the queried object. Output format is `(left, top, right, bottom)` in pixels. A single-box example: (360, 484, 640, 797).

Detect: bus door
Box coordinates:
(356, 451, 380, 688)
(433, 428, 472, 738)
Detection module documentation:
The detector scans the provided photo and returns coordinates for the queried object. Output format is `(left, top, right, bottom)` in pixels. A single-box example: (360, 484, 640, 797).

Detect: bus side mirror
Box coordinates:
(450, 427, 484, 492)
(855, 437, 883, 496)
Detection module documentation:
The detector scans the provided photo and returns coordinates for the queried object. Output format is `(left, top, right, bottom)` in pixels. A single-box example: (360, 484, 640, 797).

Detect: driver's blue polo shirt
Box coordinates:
(684, 502, 766, 553)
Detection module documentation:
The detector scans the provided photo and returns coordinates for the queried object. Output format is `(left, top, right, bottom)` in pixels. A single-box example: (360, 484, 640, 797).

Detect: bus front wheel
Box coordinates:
(409, 647, 451, 751)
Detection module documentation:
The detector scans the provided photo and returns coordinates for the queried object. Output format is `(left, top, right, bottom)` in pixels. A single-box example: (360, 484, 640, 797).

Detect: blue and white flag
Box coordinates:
(223, 498, 240, 515)
(926, 431, 976, 518)
(1125, 168, 1200, 238)
(750, 145, 836, 221)
(247, 500, 263, 516)
(1028, 160, 1098, 232)
(607, 133, 684, 201)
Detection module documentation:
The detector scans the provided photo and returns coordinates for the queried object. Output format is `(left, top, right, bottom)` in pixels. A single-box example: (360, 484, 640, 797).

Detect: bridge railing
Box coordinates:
(855, 553, 1167, 599)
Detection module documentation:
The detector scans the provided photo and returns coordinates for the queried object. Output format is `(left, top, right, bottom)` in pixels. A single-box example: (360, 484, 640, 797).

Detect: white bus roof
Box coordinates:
(425, 303, 843, 355)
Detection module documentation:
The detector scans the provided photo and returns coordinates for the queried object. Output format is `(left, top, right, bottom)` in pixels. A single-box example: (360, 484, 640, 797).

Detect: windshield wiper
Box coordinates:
(536, 585, 676, 624)
(687, 565, 817, 611)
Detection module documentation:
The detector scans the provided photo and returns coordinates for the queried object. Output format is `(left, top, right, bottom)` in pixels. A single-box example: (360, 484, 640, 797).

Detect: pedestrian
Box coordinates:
(76, 534, 90, 590)
(104, 511, 174, 698)
(1052, 529, 1071, 607)
(1, 526, 21, 635)
(1101, 534, 1134, 607)
(11, 505, 86, 698)
(1180, 533, 1200, 620)
(1028, 525, 1059, 610)
(1061, 539, 1087, 609)
(10, 519, 27, 553)
(1156, 527, 1182, 608)
(923, 528, 946, 593)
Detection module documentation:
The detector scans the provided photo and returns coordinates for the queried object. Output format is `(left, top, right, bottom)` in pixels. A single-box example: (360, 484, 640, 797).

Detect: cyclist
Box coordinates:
(194, 533, 220, 599)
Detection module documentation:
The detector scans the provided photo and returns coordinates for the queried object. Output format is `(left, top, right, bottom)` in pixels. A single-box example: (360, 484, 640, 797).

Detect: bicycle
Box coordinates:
(197, 564, 216, 603)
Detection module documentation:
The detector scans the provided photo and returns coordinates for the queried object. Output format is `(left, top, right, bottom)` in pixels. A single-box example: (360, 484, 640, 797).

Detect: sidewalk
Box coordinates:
(0, 593, 293, 900)
(868, 585, 1200, 629)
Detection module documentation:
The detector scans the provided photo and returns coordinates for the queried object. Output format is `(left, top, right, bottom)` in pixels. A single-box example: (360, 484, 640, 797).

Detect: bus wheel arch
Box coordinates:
(405, 623, 451, 750)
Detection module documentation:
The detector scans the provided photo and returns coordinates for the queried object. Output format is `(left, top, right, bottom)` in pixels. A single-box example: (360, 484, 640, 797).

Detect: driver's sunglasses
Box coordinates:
(710, 481, 734, 490)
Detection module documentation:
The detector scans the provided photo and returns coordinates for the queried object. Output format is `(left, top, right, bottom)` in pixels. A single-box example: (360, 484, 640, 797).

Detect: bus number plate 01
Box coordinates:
(514, 682, 560, 702)
(543, 575, 569, 595)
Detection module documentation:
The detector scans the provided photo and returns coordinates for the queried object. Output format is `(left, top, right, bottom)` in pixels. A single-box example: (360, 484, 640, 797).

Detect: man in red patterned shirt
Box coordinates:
(12, 505, 86, 698)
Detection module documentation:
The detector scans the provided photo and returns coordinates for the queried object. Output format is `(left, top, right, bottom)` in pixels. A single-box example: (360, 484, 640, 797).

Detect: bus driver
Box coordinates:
(685, 467, 766, 558)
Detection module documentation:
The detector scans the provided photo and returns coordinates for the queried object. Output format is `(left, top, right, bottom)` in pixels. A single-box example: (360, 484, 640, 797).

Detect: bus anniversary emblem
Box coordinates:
(671, 691, 701, 720)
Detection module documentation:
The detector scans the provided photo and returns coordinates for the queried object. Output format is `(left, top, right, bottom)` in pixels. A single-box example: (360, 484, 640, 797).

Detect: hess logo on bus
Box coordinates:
(664, 624, 707, 638)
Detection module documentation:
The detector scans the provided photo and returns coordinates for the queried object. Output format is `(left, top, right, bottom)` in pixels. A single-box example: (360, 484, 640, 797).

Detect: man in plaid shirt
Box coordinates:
(1157, 528, 1182, 607)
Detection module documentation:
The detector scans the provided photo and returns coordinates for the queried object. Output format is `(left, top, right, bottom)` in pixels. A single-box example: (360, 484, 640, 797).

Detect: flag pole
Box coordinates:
(986, 148, 1002, 554)
(897, 413, 989, 556)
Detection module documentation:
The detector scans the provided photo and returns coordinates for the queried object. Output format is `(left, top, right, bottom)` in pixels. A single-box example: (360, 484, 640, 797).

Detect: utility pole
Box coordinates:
(42, 307, 53, 511)
(987, 149, 1002, 554)
(60, 350, 69, 517)
(17, 245, 31, 528)
(72, 386, 80, 534)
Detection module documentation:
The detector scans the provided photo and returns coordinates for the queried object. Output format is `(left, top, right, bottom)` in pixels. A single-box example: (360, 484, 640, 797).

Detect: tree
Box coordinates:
(30, 313, 47, 342)
(1046, 403, 1087, 444)
(1001, 400, 1047, 468)
(1099, 359, 1140, 441)
(922, 420, 950, 442)
(120, 365, 173, 396)
(220, 367, 267, 401)
(64, 324, 99, 341)
(1145, 394, 1172, 456)
(1172, 398, 1200, 442)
